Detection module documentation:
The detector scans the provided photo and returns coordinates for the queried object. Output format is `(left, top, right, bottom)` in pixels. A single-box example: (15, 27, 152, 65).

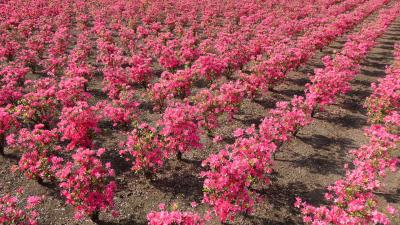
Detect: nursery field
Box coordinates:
(0, 0, 399, 224)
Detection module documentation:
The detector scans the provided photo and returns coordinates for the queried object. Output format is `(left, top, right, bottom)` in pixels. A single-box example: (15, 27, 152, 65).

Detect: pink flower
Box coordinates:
(233, 129, 244, 138)
(387, 205, 397, 215)
(212, 135, 223, 143)
(0, 190, 41, 224)
(97, 148, 106, 157)
(26, 196, 42, 209)
(158, 203, 166, 210)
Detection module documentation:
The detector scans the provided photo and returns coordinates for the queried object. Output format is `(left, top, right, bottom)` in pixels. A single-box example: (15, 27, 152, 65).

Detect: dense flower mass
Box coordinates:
(147, 203, 210, 225)
(120, 123, 165, 172)
(201, 136, 276, 221)
(0, 0, 399, 224)
(158, 102, 203, 155)
(57, 101, 100, 150)
(56, 148, 117, 220)
(0, 189, 42, 225)
(7, 124, 62, 181)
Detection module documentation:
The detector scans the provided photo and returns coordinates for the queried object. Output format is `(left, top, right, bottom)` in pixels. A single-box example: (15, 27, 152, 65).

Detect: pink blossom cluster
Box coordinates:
(150, 69, 194, 109)
(119, 123, 165, 172)
(259, 96, 313, 145)
(158, 102, 203, 155)
(57, 101, 100, 150)
(189, 81, 247, 133)
(0, 106, 14, 154)
(129, 55, 153, 85)
(56, 77, 92, 107)
(99, 99, 139, 127)
(0, 189, 41, 225)
(120, 102, 203, 172)
(12, 78, 59, 128)
(56, 148, 117, 220)
(365, 45, 400, 123)
(0, 65, 28, 105)
(201, 134, 276, 222)
(147, 203, 210, 225)
(6, 124, 62, 182)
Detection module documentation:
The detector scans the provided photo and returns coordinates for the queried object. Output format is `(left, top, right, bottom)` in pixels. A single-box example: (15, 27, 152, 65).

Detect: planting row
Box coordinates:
(296, 43, 400, 225)
(198, 1, 400, 223)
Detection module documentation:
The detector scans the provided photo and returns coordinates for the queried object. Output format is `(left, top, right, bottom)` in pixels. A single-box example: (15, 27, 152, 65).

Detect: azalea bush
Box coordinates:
(57, 101, 100, 150)
(0, 106, 14, 155)
(147, 203, 211, 225)
(56, 148, 117, 221)
(12, 78, 60, 128)
(7, 124, 63, 182)
(0, 189, 42, 225)
(158, 102, 203, 158)
(119, 123, 165, 173)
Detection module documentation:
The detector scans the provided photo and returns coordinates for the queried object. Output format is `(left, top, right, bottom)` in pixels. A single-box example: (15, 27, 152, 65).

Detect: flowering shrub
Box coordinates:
(97, 88, 139, 126)
(191, 81, 246, 133)
(150, 69, 193, 109)
(147, 203, 210, 225)
(7, 124, 63, 182)
(201, 135, 276, 222)
(129, 55, 153, 84)
(57, 101, 100, 150)
(159, 46, 183, 70)
(0, 65, 28, 106)
(65, 63, 93, 80)
(119, 123, 165, 173)
(56, 77, 92, 107)
(56, 148, 117, 220)
(193, 55, 228, 81)
(0, 189, 42, 225)
(0, 106, 14, 155)
(214, 81, 246, 119)
(158, 102, 203, 157)
(259, 96, 313, 145)
(191, 89, 220, 133)
(99, 101, 136, 126)
(12, 78, 60, 128)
